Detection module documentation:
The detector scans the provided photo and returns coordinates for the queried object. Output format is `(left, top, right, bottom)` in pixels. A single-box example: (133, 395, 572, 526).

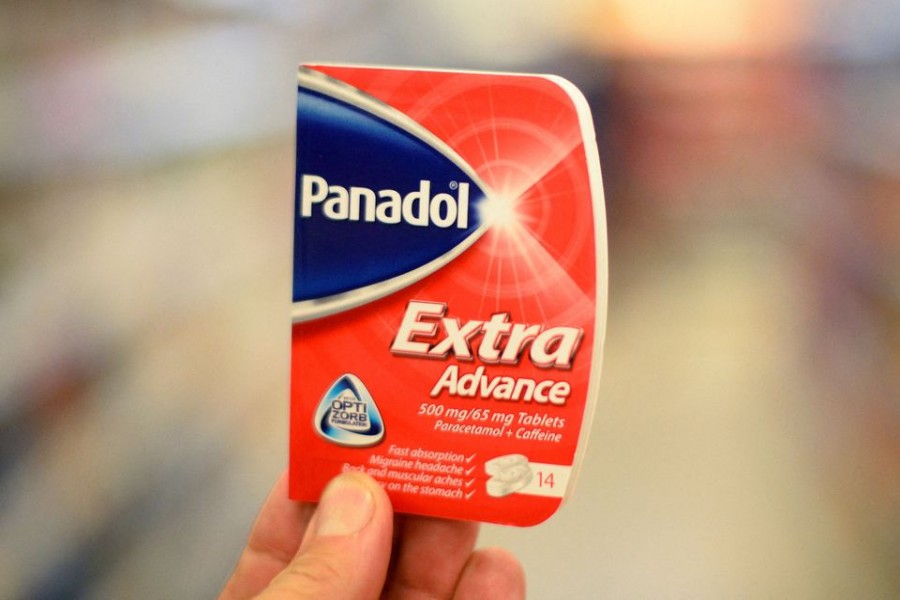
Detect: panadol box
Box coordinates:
(289, 64, 608, 526)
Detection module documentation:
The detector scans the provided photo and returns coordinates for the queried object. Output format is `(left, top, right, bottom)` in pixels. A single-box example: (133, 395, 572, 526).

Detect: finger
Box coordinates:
(260, 472, 393, 600)
(220, 471, 316, 600)
(452, 547, 526, 600)
(383, 516, 479, 599)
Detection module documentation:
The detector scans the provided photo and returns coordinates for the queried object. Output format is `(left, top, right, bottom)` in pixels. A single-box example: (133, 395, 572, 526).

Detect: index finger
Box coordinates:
(220, 471, 316, 600)
(383, 515, 480, 599)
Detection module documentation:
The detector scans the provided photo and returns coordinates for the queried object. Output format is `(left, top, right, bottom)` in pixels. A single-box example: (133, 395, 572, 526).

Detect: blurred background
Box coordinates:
(1, 0, 898, 598)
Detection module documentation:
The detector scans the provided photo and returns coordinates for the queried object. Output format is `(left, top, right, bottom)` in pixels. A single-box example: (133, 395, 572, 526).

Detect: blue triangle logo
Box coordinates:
(314, 374, 384, 447)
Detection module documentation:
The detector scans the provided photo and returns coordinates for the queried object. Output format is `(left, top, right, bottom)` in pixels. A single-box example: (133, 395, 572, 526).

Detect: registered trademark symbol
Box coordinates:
(449, 181, 458, 190)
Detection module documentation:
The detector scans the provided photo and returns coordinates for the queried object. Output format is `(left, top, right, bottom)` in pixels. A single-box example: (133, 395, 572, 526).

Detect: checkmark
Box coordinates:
(466, 478, 475, 488)
(466, 453, 477, 463)
(465, 465, 477, 476)
(465, 490, 476, 500)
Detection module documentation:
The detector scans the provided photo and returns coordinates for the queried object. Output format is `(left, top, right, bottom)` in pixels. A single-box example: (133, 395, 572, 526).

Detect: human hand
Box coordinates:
(220, 471, 526, 600)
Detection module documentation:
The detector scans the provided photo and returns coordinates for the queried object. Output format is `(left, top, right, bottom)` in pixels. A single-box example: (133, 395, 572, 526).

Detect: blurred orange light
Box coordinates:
(581, 0, 811, 59)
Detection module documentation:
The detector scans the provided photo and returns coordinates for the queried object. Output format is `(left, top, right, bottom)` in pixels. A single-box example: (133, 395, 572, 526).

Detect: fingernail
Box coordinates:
(314, 474, 375, 537)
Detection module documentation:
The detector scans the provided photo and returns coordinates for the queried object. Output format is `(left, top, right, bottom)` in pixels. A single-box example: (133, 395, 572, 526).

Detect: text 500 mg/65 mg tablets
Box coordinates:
(289, 64, 607, 527)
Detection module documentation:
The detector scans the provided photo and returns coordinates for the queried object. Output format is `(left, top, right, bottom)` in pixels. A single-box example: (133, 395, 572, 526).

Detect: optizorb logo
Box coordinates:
(314, 374, 385, 447)
(293, 68, 490, 322)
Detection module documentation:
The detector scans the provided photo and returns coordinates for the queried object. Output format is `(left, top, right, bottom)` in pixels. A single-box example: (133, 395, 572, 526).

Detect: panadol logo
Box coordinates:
(299, 174, 470, 229)
(292, 68, 492, 321)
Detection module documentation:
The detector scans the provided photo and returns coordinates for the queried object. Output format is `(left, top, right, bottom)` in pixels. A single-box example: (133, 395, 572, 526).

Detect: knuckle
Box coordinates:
(280, 548, 347, 591)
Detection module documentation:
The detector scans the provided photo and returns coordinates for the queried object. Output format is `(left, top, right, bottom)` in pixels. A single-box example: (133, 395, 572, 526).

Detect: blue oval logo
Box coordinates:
(293, 69, 489, 322)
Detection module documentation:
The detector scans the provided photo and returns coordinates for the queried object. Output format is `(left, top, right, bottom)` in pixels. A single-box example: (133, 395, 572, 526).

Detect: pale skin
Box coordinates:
(220, 471, 526, 600)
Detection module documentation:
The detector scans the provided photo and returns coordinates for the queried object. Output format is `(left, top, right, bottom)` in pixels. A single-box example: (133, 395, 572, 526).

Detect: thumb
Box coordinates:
(258, 473, 393, 600)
